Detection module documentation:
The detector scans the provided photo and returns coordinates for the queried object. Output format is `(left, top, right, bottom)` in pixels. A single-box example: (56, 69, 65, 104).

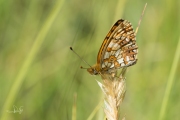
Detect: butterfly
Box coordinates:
(87, 19, 138, 75)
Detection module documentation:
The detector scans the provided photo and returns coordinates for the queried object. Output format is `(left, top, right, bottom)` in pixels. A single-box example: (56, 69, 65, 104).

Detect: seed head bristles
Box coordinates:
(97, 70, 126, 120)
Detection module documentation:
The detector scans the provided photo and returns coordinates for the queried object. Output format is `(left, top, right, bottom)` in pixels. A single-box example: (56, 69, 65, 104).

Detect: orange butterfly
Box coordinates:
(87, 19, 138, 75)
(70, 4, 146, 76)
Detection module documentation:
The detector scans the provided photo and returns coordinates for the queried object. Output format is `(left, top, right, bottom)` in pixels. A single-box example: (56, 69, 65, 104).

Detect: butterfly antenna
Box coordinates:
(70, 47, 92, 68)
(80, 66, 90, 69)
(135, 3, 147, 35)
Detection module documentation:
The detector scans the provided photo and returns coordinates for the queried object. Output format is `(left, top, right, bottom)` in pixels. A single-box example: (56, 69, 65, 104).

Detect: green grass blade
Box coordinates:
(1, 0, 65, 119)
(113, 0, 127, 21)
(87, 100, 103, 120)
(159, 37, 180, 120)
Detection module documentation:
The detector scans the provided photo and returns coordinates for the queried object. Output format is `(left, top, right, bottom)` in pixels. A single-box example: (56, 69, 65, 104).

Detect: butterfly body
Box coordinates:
(87, 19, 138, 75)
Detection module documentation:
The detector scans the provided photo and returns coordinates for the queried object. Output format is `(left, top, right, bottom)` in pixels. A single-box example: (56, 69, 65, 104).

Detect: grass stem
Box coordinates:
(1, 0, 65, 119)
(159, 37, 180, 120)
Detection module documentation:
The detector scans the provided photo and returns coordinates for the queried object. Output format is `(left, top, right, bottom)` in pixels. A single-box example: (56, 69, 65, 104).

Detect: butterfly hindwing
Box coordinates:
(98, 19, 138, 73)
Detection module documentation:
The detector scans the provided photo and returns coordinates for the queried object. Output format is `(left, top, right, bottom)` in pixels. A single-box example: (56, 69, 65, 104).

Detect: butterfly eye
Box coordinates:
(93, 69, 98, 75)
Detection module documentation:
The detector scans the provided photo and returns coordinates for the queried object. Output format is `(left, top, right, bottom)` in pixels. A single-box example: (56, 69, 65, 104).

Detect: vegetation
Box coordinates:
(0, 0, 179, 120)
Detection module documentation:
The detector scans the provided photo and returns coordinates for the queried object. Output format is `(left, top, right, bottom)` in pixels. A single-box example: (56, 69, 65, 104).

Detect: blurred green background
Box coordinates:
(0, 0, 180, 120)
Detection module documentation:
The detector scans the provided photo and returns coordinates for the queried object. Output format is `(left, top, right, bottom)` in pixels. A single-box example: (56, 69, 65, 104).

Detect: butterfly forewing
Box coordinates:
(98, 19, 138, 73)
(87, 19, 138, 75)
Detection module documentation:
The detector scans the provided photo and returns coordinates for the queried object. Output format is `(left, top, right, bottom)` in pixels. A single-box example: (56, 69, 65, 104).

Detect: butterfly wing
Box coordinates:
(97, 19, 138, 73)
